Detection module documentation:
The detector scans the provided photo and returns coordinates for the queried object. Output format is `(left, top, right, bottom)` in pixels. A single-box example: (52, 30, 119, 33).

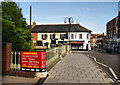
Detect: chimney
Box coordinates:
(33, 21, 36, 25)
(32, 21, 36, 29)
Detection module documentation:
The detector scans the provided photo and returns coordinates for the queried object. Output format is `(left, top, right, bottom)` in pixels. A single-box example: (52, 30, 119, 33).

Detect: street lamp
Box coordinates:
(64, 17, 74, 44)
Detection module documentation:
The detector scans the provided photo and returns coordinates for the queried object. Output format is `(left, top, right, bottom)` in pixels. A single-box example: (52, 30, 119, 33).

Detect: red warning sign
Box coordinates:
(21, 52, 46, 69)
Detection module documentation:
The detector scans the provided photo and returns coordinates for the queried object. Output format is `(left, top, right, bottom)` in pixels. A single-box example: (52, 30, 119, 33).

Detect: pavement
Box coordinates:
(88, 48, 119, 80)
(43, 52, 116, 85)
(2, 75, 40, 85)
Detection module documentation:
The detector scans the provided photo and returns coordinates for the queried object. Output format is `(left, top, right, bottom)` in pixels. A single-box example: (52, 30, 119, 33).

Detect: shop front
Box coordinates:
(70, 41, 84, 50)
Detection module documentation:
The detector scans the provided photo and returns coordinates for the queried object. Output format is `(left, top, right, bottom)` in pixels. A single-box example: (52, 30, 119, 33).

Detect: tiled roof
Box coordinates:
(91, 34, 103, 36)
(31, 24, 92, 33)
(91, 34, 106, 38)
(91, 34, 103, 38)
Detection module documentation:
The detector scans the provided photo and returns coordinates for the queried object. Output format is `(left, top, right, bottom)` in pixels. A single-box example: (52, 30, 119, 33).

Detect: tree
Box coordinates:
(2, 1, 34, 51)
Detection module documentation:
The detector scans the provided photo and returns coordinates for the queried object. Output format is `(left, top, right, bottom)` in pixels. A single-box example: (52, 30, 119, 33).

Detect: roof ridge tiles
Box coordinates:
(31, 24, 92, 33)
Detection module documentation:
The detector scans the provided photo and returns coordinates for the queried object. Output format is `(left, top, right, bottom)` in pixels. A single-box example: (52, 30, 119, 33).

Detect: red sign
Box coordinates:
(21, 52, 46, 70)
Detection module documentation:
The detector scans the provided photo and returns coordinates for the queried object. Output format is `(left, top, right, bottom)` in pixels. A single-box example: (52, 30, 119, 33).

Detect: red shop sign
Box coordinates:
(21, 51, 46, 72)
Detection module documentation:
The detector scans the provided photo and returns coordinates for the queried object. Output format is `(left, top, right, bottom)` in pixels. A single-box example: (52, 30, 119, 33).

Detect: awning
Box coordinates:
(70, 41, 84, 44)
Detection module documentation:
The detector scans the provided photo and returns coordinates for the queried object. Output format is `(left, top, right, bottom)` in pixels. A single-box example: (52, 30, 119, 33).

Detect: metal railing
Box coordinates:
(10, 45, 71, 70)
(46, 45, 71, 67)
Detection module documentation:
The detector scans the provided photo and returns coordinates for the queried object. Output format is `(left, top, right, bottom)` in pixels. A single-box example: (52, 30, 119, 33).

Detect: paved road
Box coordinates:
(88, 49, 119, 79)
(43, 52, 115, 84)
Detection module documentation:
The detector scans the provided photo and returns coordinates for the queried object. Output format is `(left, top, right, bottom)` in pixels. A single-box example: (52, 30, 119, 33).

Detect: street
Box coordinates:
(43, 52, 115, 84)
(87, 49, 119, 80)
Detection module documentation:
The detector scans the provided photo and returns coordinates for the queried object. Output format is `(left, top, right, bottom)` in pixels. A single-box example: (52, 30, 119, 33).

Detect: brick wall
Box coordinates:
(31, 33, 37, 41)
(31, 33, 37, 46)
(2, 43, 12, 75)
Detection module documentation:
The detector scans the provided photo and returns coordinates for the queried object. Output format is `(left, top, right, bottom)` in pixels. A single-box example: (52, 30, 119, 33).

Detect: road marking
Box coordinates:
(109, 67, 118, 79)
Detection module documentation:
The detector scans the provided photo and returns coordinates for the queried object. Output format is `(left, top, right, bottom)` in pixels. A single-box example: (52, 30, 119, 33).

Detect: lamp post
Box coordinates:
(64, 17, 74, 44)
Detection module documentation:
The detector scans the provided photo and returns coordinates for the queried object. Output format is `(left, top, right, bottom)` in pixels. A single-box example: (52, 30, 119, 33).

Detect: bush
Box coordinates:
(50, 44, 56, 48)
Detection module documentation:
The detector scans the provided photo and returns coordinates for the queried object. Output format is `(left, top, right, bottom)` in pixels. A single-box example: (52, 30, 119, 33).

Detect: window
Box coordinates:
(87, 34, 89, 39)
(64, 34, 67, 39)
(60, 34, 67, 39)
(79, 34, 82, 39)
(111, 30, 112, 38)
(37, 41, 42, 46)
(109, 31, 110, 38)
(71, 34, 74, 39)
(114, 29, 116, 35)
(60, 34, 64, 39)
(50, 34, 55, 39)
(66, 33, 68, 39)
(42, 34, 47, 40)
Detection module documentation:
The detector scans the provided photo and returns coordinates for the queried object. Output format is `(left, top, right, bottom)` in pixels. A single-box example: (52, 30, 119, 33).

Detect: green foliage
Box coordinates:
(2, 1, 34, 51)
(44, 42, 49, 49)
(50, 44, 56, 48)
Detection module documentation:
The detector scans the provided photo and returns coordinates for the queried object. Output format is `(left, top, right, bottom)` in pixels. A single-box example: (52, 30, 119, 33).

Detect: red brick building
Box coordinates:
(117, 7, 120, 54)
(106, 16, 118, 52)
(91, 33, 106, 49)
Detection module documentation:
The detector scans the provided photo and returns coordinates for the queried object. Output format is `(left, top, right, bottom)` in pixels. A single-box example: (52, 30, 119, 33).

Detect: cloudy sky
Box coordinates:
(16, 2, 118, 34)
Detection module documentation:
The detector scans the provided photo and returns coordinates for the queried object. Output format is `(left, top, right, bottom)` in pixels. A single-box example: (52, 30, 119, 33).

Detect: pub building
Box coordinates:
(118, 9, 120, 54)
(69, 31, 91, 50)
(31, 23, 92, 50)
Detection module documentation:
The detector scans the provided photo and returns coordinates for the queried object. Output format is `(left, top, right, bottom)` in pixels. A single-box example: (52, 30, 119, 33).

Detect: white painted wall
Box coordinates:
(69, 32, 91, 50)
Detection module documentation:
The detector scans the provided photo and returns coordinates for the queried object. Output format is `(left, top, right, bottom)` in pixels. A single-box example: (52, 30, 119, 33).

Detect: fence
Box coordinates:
(10, 45, 71, 70)
(46, 45, 71, 67)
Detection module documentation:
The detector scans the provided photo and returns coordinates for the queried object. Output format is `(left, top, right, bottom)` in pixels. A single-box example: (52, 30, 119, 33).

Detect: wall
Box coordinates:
(2, 43, 12, 75)
(2, 43, 35, 77)
(92, 38, 97, 47)
(31, 33, 37, 41)
(37, 33, 68, 48)
(69, 32, 91, 50)
(31, 33, 37, 46)
(106, 17, 117, 39)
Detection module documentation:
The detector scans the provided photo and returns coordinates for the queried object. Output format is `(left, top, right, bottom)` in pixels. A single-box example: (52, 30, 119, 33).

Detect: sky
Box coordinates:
(16, 2, 118, 34)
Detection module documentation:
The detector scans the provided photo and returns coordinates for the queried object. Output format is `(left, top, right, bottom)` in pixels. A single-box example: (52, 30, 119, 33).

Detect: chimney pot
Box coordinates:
(33, 21, 36, 25)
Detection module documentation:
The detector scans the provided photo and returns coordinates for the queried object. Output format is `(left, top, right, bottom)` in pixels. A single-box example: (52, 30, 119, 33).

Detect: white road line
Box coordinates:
(109, 67, 118, 79)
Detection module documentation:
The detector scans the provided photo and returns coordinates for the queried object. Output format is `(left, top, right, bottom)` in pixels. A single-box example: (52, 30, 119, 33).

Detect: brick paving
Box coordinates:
(43, 52, 116, 85)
